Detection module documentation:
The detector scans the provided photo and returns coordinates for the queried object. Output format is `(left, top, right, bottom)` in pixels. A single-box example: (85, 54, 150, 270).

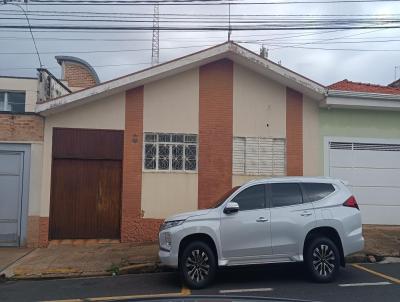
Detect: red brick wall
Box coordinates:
(27, 216, 49, 247)
(39, 217, 49, 247)
(121, 86, 162, 242)
(121, 86, 144, 242)
(286, 87, 303, 176)
(64, 63, 97, 89)
(198, 59, 233, 209)
(0, 113, 43, 141)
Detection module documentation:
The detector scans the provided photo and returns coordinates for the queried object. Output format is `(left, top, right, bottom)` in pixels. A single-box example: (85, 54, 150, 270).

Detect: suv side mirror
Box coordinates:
(224, 202, 239, 214)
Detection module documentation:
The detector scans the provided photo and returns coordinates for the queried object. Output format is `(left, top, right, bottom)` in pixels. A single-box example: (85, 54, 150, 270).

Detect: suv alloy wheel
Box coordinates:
(180, 241, 217, 289)
(305, 237, 340, 282)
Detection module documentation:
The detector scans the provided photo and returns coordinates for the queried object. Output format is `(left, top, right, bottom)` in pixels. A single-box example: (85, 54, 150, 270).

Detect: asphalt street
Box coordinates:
(0, 262, 399, 302)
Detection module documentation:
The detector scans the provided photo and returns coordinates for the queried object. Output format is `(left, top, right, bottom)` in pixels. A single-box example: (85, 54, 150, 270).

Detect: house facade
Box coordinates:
(321, 80, 400, 225)
(1, 42, 400, 247)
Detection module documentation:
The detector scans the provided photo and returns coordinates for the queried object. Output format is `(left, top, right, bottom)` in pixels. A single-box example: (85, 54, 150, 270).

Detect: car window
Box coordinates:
(231, 185, 266, 211)
(302, 183, 335, 202)
(271, 183, 302, 207)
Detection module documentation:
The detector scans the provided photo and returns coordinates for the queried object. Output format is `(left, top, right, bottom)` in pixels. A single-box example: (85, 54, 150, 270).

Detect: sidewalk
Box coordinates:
(1, 225, 399, 280)
(1, 241, 160, 280)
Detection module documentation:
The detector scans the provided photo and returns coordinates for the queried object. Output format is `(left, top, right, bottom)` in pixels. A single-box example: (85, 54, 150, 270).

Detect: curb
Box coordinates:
(6, 256, 400, 281)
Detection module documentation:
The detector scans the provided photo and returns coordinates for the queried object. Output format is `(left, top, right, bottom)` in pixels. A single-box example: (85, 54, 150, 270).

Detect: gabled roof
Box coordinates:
(37, 42, 326, 116)
(328, 79, 400, 95)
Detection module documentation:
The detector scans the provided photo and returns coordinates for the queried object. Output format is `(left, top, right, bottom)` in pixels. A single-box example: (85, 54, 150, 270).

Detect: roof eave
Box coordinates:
(322, 89, 400, 111)
(37, 42, 327, 116)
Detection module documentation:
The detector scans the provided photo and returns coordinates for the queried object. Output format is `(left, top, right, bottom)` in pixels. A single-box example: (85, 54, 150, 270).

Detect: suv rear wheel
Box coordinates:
(305, 237, 340, 283)
(180, 241, 217, 289)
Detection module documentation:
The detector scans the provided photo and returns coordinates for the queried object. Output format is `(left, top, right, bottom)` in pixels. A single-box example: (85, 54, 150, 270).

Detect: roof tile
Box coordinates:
(328, 79, 400, 95)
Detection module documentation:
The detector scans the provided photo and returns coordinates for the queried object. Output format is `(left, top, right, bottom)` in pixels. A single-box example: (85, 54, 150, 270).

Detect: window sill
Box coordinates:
(143, 170, 198, 174)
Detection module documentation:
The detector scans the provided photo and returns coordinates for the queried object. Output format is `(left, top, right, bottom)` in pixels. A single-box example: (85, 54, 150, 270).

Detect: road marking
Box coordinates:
(219, 288, 273, 294)
(352, 263, 400, 285)
(181, 285, 192, 296)
(42, 292, 185, 302)
(339, 281, 392, 287)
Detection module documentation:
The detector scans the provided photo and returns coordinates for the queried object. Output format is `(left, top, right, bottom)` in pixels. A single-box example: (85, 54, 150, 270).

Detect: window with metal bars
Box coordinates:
(143, 133, 197, 172)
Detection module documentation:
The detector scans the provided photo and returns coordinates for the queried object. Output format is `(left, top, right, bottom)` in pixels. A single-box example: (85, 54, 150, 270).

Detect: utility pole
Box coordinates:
(395, 65, 400, 80)
(151, 3, 160, 66)
(228, 2, 232, 41)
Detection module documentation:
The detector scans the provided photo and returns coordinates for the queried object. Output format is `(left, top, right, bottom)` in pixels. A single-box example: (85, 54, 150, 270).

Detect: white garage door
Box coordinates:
(327, 140, 400, 225)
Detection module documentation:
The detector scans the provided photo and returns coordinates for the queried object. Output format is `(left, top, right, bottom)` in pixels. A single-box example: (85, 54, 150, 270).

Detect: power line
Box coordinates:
(3, 2, 43, 68)
(24, 0, 400, 6)
(0, 43, 214, 55)
(2, 25, 400, 30)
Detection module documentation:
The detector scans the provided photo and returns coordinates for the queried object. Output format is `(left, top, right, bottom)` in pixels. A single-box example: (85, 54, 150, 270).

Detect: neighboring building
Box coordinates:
(2, 42, 400, 248)
(55, 56, 100, 91)
(323, 80, 400, 225)
(0, 75, 44, 247)
(0, 55, 99, 247)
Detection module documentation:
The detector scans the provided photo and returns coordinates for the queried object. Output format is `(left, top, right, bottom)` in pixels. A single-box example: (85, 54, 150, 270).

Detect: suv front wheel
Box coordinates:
(180, 241, 217, 289)
(305, 237, 340, 283)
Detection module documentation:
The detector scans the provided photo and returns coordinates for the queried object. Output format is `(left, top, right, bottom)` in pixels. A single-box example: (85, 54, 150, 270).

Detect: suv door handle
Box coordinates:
(300, 211, 313, 217)
(256, 217, 269, 222)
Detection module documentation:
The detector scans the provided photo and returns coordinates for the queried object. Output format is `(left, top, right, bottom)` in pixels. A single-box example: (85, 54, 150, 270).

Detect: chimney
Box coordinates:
(55, 56, 100, 91)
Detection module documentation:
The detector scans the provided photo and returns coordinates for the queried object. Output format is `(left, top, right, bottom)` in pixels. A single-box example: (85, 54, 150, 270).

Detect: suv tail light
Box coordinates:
(343, 195, 359, 210)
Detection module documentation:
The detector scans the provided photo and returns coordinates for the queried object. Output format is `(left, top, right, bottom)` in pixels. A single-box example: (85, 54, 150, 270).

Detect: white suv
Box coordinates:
(159, 177, 364, 289)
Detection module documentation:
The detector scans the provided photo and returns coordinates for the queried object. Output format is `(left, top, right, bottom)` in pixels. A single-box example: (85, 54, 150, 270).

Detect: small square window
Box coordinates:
(158, 144, 170, 170)
(158, 134, 171, 142)
(172, 145, 184, 170)
(172, 134, 184, 143)
(144, 144, 156, 169)
(185, 145, 197, 171)
(145, 133, 157, 142)
(185, 135, 197, 143)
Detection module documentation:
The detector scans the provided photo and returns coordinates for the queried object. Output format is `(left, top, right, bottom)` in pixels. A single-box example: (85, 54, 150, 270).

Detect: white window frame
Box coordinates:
(0, 90, 26, 112)
(143, 132, 198, 173)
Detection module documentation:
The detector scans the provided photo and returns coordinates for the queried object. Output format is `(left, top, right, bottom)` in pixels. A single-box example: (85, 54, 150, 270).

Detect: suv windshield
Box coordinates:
(212, 186, 240, 208)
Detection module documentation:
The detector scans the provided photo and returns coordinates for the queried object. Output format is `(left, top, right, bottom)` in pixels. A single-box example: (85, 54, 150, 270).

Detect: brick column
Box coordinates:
(198, 59, 233, 209)
(121, 86, 163, 243)
(286, 87, 303, 176)
(121, 86, 144, 242)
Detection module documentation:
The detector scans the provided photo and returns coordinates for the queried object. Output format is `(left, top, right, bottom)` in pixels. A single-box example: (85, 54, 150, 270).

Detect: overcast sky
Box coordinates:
(1, 0, 400, 86)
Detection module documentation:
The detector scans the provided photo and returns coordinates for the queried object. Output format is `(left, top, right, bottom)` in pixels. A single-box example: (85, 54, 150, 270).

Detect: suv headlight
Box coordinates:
(160, 219, 185, 231)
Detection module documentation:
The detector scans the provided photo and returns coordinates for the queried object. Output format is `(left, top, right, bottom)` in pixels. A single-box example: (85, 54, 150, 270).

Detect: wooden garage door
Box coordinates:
(49, 128, 123, 240)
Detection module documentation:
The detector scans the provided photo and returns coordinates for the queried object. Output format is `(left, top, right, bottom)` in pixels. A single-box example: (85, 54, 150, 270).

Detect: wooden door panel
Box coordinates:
(50, 159, 121, 239)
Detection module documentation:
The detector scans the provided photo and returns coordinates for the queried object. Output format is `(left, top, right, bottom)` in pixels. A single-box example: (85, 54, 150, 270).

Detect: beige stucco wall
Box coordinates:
(233, 63, 286, 138)
(303, 96, 321, 176)
(142, 173, 198, 218)
(143, 68, 199, 133)
(39, 92, 125, 217)
(0, 77, 37, 112)
(232, 175, 268, 187)
(142, 68, 199, 218)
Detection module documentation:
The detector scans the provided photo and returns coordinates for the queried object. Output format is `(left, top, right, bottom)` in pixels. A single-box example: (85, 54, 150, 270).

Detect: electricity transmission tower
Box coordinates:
(151, 3, 160, 66)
